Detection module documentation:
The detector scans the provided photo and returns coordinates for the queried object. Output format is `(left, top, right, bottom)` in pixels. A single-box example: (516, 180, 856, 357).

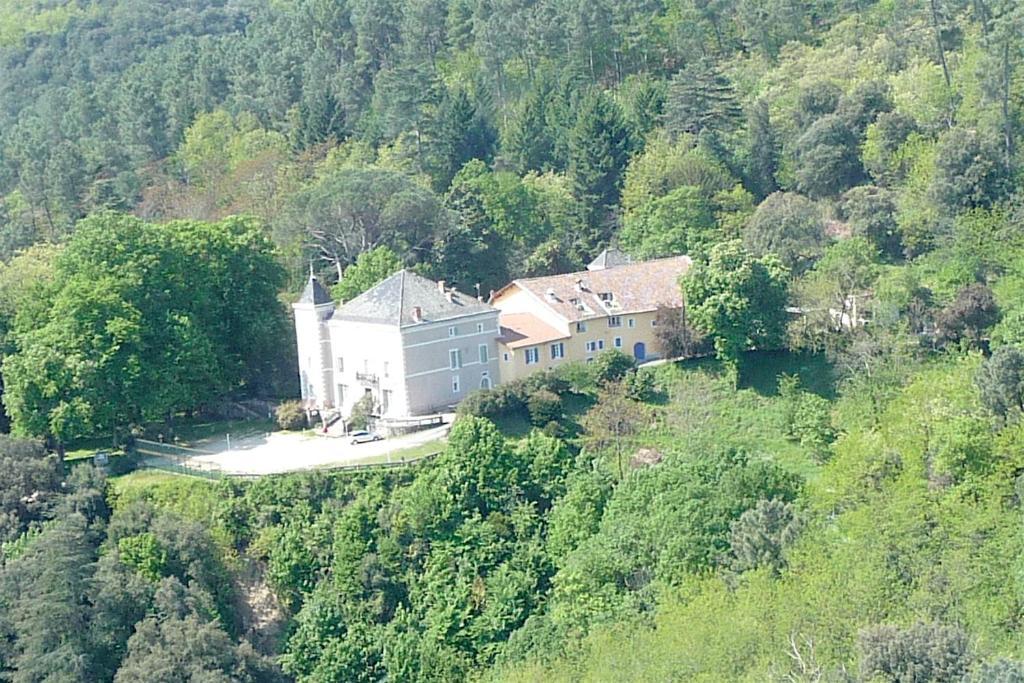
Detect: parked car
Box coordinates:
(350, 430, 383, 445)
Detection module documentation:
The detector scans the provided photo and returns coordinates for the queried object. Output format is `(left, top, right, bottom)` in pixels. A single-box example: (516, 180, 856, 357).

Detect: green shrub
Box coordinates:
(592, 350, 636, 385)
(527, 389, 563, 426)
(347, 394, 375, 431)
(275, 400, 308, 431)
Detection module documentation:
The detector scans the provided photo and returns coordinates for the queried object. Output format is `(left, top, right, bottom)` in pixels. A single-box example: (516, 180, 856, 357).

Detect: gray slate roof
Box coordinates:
(587, 248, 633, 271)
(298, 275, 333, 305)
(333, 270, 495, 326)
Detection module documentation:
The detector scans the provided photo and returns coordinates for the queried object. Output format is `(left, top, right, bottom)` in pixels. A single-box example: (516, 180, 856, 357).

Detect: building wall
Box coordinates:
(402, 310, 501, 415)
(499, 309, 664, 381)
(326, 319, 406, 419)
(293, 302, 336, 410)
(491, 286, 571, 334)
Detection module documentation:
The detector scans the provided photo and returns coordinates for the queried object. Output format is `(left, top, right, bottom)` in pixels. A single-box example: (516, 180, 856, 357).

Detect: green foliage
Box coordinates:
(858, 622, 971, 683)
(2, 213, 287, 443)
(976, 346, 1024, 423)
(591, 350, 636, 385)
(331, 246, 403, 303)
(683, 240, 790, 375)
(274, 400, 308, 432)
(117, 533, 168, 582)
(728, 498, 803, 575)
(347, 394, 375, 432)
(744, 191, 827, 275)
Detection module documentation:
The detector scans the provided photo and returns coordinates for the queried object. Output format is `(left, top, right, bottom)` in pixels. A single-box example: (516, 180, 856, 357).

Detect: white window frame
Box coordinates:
(449, 348, 462, 369)
(628, 318, 636, 328)
(480, 373, 491, 390)
(479, 344, 489, 363)
(576, 321, 587, 333)
(551, 342, 564, 359)
(449, 326, 457, 337)
(525, 347, 540, 365)
(608, 316, 622, 328)
(452, 375, 461, 393)
(476, 322, 483, 333)
(614, 337, 622, 348)
(503, 352, 510, 362)
(336, 357, 344, 372)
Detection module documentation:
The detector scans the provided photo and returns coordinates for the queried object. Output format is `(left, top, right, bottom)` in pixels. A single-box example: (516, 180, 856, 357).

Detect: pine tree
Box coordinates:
(745, 98, 780, 200)
(567, 91, 637, 242)
(664, 61, 743, 138)
(429, 89, 497, 191)
(503, 80, 556, 174)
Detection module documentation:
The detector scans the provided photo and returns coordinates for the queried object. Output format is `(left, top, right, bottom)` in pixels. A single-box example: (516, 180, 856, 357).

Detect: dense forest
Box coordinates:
(2, 0, 1024, 680)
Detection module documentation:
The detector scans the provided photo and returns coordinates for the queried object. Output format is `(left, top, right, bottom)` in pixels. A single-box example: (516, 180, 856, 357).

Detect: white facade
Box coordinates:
(293, 271, 501, 420)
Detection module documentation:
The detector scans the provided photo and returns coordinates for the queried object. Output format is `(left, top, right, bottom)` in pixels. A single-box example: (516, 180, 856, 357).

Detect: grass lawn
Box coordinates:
(316, 438, 446, 469)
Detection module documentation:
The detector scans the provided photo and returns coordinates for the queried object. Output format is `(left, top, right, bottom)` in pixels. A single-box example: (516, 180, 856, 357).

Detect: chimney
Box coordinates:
(575, 278, 586, 292)
(412, 306, 423, 322)
(546, 288, 558, 302)
(488, 289, 495, 303)
(445, 291, 454, 303)
(437, 280, 446, 294)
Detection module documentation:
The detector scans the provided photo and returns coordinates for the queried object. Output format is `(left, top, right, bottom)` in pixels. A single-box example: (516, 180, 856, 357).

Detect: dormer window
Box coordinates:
(599, 292, 613, 302)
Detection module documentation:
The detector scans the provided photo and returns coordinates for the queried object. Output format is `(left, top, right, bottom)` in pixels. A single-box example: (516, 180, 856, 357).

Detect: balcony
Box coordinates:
(355, 371, 379, 386)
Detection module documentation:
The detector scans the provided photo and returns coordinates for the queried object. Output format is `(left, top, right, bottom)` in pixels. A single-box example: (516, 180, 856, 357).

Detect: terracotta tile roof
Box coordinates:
(500, 255, 691, 323)
(498, 313, 570, 349)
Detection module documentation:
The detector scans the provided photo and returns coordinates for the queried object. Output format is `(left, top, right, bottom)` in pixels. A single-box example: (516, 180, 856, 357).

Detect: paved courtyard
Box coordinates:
(150, 422, 451, 476)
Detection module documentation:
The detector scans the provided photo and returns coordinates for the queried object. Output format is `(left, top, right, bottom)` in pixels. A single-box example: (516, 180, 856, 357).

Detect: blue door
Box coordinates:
(633, 342, 646, 361)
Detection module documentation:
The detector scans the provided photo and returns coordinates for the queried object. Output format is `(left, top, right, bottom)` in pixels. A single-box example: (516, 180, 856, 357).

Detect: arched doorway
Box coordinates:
(633, 342, 646, 361)
(480, 374, 492, 390)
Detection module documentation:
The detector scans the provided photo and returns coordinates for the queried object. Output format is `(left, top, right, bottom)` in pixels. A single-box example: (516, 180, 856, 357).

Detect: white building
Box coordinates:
(293, 270, 501, 421)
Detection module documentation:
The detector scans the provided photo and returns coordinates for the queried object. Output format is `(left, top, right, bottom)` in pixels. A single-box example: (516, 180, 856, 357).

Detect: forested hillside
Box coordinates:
(2, 0, 1024, 681)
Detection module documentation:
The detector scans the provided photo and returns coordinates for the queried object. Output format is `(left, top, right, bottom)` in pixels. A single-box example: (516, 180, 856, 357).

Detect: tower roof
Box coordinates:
(333, 270, 494, 326)
(587, 248, 633, 271)
(298, 274, 333, 306)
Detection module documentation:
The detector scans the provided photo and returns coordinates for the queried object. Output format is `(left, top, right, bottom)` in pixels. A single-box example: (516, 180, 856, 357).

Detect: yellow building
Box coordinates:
(493, 252, 692, 382)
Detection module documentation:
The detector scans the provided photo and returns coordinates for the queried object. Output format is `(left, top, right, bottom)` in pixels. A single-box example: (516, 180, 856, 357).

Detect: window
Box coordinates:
(503, 352, 510, 362)
(476, 323, 483, 333)
(336, 357, 344, 372)
(382, 390, 392, 413)
(599, 292, 614, 302)
(480, 373, 492, 390)
(628, 318, 636, 328)
(576, 321, 588, 333)
(479, 344, 489, 363)
(452, 375, 461, 393)
(336, 384, 345, 405)
(651, 318, 659, 327)
(383, 361, 389, 378)
(614, 337, 622, 348)
(550, 342, 565, 359)
(608, 316, 622, 328)
(585, 340, 605, 353)
(449, 349, 462, 369)
(449, 326, 457, 337)
(525, 347, 540, 365)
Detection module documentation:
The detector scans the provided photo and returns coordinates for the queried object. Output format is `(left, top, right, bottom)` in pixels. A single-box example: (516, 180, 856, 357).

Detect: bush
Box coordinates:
(527, 389, 563, 426)
(553, 362, 599, 394)
(275, 401, 308, 431)
(858, 622, 970, 683)
(347, 394, 375, 431)
(779, 375, 835, 461)
(592, 350, 636, 385)
(623, 369, 657, 402)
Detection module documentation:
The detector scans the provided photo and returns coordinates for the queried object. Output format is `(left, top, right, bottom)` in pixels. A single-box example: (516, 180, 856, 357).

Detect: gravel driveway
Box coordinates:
(181, 423, 451, 476)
